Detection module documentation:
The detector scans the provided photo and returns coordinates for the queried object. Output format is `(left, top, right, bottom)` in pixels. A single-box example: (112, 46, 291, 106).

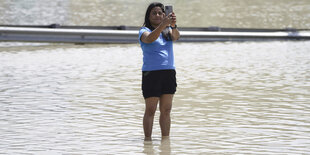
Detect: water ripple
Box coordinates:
(0, 42, 310, 154)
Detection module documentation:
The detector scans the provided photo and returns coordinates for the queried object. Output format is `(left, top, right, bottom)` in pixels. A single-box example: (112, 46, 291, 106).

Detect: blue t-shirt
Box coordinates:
(139, 27, 175, 71)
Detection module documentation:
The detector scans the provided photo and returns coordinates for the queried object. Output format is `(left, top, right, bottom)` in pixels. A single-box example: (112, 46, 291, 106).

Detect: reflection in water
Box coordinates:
(0, 41, 310, 154)
(143, 137, 171, 155)
(160, 137, 171, 155)
(143, 140, 155, 155)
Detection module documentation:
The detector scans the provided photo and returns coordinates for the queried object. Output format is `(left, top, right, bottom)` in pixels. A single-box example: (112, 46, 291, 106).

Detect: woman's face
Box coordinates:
(149, 6, 164, 27)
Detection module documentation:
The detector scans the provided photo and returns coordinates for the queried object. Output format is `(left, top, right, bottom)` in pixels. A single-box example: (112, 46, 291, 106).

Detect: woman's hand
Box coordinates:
(170, 12, 177, 27)
(162, 12, 177, 27)
(162, 13, 173, 27)
(169, 12, 180, 41)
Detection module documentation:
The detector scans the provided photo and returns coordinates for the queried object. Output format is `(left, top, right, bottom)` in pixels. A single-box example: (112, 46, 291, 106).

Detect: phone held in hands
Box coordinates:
(165, 5, 173, 17)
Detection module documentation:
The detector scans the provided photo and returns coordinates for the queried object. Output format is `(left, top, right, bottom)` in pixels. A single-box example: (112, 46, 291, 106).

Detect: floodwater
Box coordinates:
(1, 41, 310, 154)
(1, 0, 310, 154)
(1, 0, 310, 29)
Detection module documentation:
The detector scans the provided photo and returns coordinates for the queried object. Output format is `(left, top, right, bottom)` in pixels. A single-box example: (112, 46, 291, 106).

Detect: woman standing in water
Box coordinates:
(139, 2, 180, 140)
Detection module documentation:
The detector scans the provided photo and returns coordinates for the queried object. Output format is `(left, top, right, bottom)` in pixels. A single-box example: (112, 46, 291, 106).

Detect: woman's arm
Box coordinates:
(140, 24, 166, 43)
(170, 26, 180, 41)
(170, 12, 180, 41)
(141, 16, 171, 43)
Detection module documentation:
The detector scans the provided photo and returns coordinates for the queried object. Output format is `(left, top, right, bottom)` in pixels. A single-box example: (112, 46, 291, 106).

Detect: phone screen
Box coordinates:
(165, 6, 173, 16)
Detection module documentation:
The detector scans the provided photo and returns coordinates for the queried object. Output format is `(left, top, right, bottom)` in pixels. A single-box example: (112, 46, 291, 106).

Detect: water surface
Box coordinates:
(0, 41, 309, 154)
(1, 0, 310, 29)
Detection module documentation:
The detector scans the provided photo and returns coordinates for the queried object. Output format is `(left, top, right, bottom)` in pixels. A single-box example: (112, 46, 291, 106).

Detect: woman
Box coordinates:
(139, 2, 180, 140)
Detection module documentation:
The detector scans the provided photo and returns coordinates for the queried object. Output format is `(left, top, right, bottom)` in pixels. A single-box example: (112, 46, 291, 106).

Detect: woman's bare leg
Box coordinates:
(143, 97, 159, 139)
(159, 94, 173, 137)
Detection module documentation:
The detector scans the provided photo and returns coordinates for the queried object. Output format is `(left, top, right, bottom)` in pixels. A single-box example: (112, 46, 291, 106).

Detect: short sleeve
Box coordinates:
(139, 27, 151, 42)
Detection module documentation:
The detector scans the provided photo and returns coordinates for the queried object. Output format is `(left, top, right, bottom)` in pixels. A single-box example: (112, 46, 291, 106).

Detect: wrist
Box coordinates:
(170, 24, 177, 29)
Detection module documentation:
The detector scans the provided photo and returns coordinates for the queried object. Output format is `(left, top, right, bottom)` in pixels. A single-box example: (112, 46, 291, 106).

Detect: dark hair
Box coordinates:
(143, 2, 171, 41)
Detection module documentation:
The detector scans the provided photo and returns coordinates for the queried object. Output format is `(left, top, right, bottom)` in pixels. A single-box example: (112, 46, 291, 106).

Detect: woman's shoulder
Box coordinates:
(140, 27, 151, 32)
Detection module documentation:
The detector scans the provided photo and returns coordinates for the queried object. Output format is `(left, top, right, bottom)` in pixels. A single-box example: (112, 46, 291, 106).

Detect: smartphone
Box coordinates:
(165, 5, 173, 17)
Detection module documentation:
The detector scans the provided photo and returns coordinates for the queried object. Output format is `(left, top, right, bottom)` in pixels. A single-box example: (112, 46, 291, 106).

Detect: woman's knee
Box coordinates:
(160, 106, 171, 115)
(145, 97, 159, 116)
(145, 106, 157, 116)
(159, 95, 173, 115)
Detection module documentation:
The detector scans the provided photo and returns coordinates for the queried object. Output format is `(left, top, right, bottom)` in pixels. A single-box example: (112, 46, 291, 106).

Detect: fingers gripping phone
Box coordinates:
(165, 5, 173, 17)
